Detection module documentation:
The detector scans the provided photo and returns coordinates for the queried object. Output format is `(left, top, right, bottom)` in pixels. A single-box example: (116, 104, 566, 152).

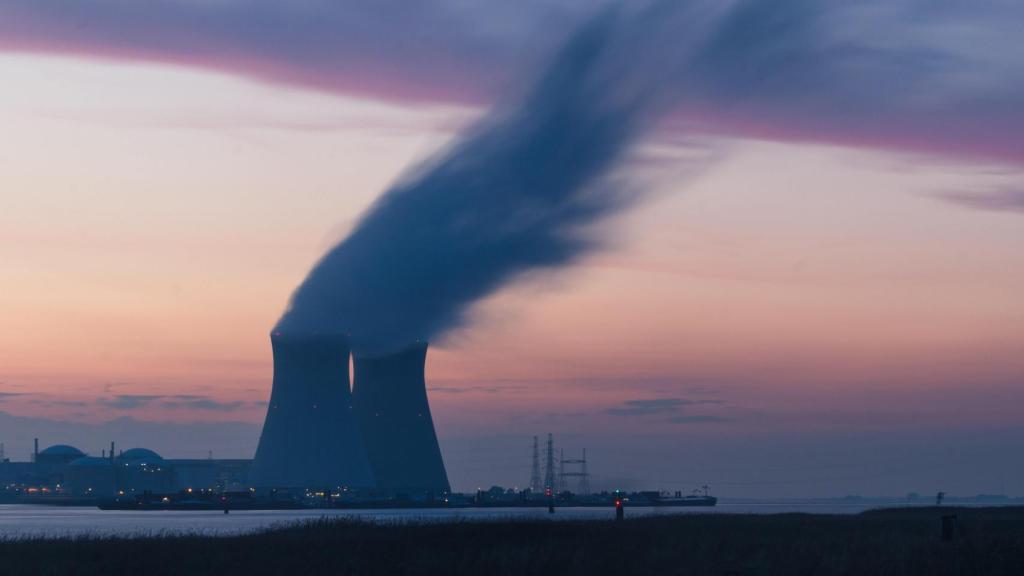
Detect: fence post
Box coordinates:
(941, 514, 957, 542)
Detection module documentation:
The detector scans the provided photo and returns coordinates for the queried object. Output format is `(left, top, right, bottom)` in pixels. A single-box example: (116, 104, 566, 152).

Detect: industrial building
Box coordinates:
(250, 333, 450, 497)
(0, 441, 251, 498)
(249, 332, 375, 490)
(352, 342, 450, 496)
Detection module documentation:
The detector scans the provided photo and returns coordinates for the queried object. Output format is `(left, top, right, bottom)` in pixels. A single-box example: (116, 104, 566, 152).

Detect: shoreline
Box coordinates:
(0, 506, 1021, 575)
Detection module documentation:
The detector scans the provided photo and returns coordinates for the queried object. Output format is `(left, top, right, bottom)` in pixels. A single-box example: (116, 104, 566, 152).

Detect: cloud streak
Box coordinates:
(161, 398, 245, 412)
(0, 0, 562, 104)
(98, 394, 248, 412)
(1, 1, 1022, 162)
(607, 398, 724, 416)
(935, 187, 1024, 213)
(670, 415, 727, 424)
(99, 394, 166, 410)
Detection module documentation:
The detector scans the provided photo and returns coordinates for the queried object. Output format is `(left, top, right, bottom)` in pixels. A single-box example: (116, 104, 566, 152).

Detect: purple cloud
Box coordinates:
(935, 187, 1024, 213)
(607, 398, 724, 416)
(669, 415, 728, 424)
(98, 394, 246, 412)
(0, 0, 584, 103)
(0, 1, 1021, 163)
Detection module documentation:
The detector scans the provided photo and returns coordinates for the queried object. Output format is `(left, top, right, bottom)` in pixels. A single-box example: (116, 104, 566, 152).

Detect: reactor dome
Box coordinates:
(118, 448, 163, 462)
(36, 444, 86, 465)
(39, 444, 85, 458)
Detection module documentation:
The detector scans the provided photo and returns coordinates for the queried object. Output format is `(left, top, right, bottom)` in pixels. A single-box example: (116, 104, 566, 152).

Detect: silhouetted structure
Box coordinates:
(352, 342, 449, 496)
(560, 449, 591, 495)
(250, 333, 374, 489)
(544, 433, 555, 494)
(530, 436, 542, 493)
(0, 440, 253, 496)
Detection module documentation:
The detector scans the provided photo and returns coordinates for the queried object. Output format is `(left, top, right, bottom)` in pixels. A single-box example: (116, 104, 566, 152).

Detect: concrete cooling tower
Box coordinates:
(352, 342, 450, 496)
(249, 333, 374, 489)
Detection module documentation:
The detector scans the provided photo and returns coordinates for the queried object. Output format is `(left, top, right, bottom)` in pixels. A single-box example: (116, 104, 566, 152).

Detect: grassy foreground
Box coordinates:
(3, 506, 1023, 575)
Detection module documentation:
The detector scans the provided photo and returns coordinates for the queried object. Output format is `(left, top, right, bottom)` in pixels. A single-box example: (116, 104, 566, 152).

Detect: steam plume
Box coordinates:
(275, 3, 727, 354)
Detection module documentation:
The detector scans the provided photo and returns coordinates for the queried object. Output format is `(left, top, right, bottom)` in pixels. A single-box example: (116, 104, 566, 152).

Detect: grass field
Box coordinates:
(2, 506, 1022, 575)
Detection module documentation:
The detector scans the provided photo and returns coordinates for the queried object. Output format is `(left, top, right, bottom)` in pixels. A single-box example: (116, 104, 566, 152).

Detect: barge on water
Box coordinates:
(98, 491, 303, 511)
(633, 486, 718, 507)
(95, 487, 717, 511)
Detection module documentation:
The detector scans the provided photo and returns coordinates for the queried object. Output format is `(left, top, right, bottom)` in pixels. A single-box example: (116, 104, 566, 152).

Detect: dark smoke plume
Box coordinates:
(275, 3, 727, 354)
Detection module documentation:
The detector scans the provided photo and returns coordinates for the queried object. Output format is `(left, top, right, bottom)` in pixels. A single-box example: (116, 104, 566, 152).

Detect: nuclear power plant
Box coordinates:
(250, 334, 449, 495)
(249, 333, 375, 490)
(352, 342, 450, 495)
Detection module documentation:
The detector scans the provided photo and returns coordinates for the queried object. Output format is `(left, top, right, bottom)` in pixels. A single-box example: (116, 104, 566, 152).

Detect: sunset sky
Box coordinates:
(1, 1, 1022, 497)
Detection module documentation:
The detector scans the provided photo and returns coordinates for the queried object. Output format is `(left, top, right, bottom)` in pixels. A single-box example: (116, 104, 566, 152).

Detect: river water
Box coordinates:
(0, 500, 1014, 539)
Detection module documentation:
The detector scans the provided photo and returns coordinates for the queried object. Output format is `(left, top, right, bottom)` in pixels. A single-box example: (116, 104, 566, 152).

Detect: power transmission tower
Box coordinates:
(580, 448, 590, 495)
(543, 433, 555, 494)
(529, 436, 542, 492)
(558, 449, 565, 493)
(559, 448, 592, 496)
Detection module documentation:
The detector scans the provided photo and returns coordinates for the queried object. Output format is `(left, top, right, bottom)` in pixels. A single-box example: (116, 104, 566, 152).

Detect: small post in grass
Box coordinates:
(941, 514, 957, 542)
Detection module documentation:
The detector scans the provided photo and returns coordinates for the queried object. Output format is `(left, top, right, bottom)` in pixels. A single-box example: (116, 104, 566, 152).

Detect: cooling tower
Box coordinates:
(249, 333, 374, 489)
(352, 342, 450, 496)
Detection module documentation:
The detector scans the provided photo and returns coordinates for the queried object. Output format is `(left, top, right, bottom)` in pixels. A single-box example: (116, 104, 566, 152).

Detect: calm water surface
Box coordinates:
(0, 500, 1005, 539)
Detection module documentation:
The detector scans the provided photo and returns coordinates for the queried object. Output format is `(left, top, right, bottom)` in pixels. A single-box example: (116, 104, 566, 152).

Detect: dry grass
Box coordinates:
(2, 506, 1022, 575)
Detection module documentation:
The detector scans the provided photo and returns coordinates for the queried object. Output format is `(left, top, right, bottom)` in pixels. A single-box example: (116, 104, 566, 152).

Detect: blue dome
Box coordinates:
(39, 445, 85, 457)
(119, 448, 163, 461)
